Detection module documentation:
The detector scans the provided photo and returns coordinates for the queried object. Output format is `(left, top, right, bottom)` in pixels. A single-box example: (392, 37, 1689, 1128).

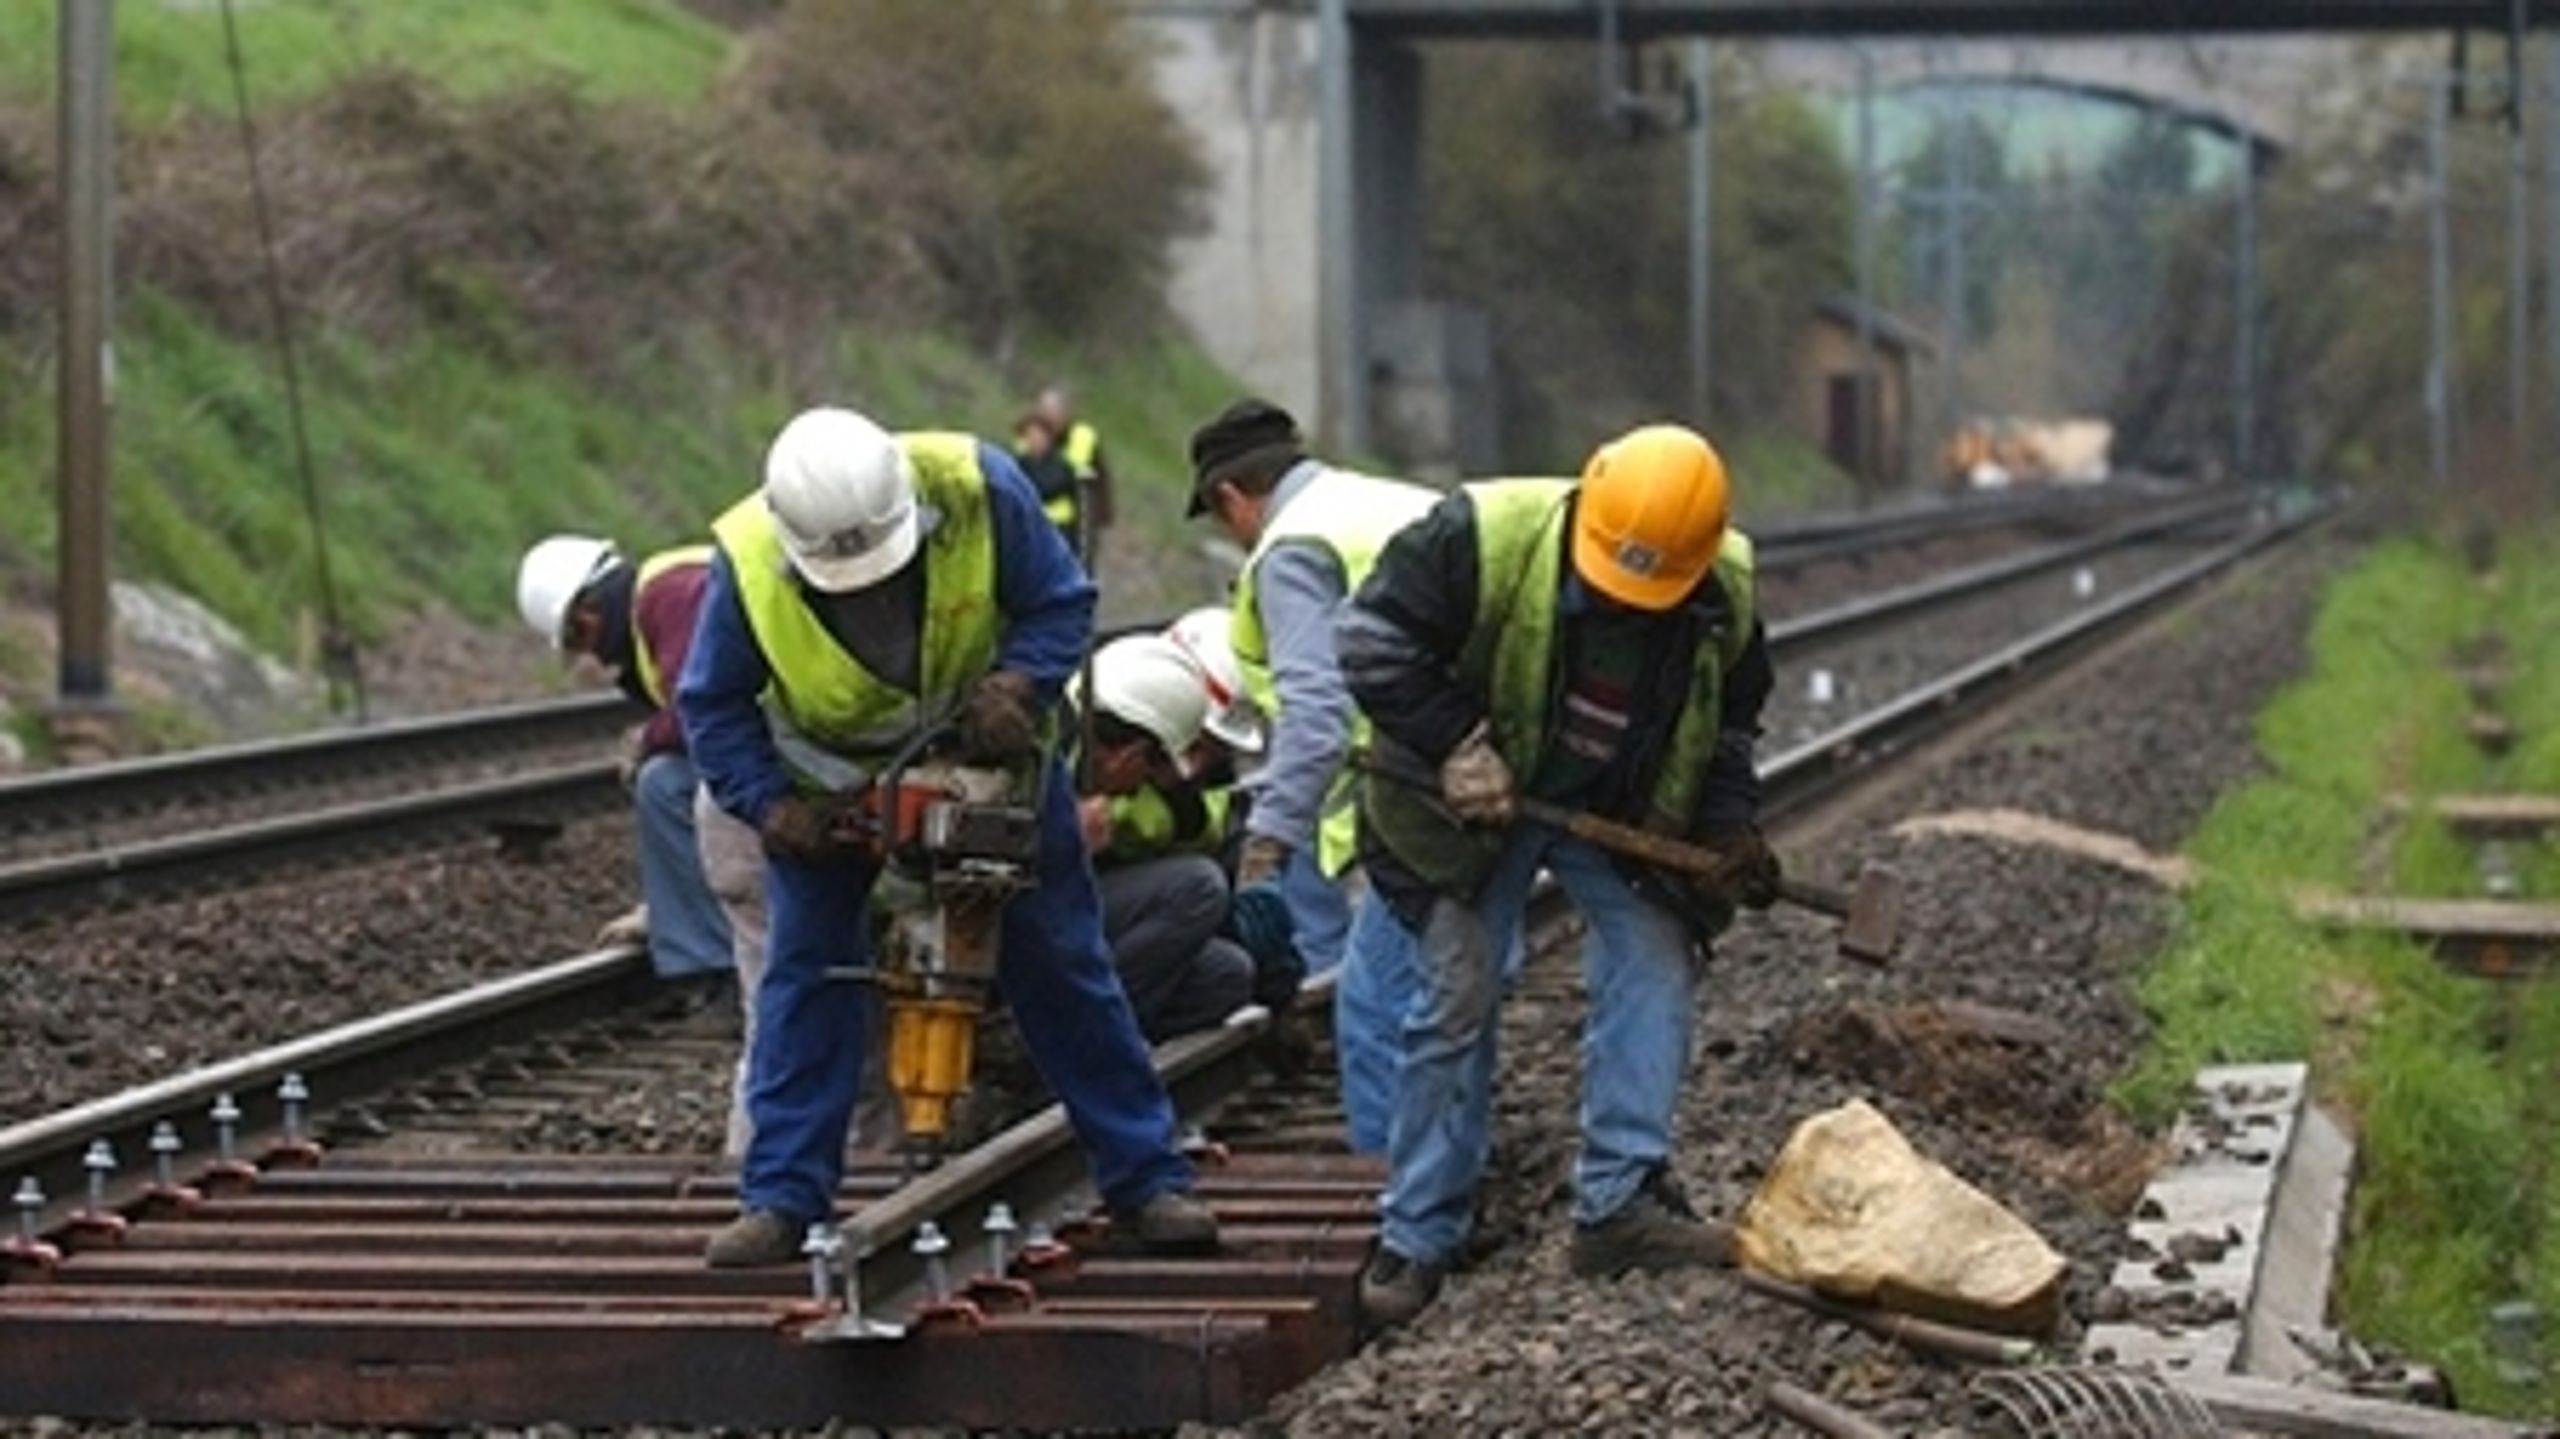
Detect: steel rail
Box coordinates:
(0, 760, 622, 921)
(1768, 489, 2251, 650)
(0, 692, 626, 839)
(1751, 481, 2160, 572)
(1761, 500, 2324, 820)
(0, 945, 658, 1230)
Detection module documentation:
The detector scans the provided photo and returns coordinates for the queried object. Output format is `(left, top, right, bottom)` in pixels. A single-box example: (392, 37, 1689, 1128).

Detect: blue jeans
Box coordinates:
(741, 757, 1195, 1223)
(1281, 846, 1352, 975)
(633, 753, 735, 980)
(1334, 896, 1419, 1155)
(1379, 824, 1699, 1266)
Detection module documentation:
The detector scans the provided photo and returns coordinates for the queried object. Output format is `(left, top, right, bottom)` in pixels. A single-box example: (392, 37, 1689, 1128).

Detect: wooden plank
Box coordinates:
(2294, 895, 2560, 978)
(2180, 1373, 2552, 1438)
(2295, 895, 2560, 939)
(2384, 794, 2560, 839)
(2469, 714, 2517, 756)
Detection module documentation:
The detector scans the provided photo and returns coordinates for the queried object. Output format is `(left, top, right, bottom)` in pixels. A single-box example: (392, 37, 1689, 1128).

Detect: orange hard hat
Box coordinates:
(1571, 424, 1731, 611)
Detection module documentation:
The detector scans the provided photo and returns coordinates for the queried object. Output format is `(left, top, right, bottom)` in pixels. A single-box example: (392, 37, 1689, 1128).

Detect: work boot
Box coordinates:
(704, 1209, 808, 1269)
(1115, 1188, 1220, 1253)
(1569, 1169, 1736, 1280)
(1357, 1244, 1446, 1329)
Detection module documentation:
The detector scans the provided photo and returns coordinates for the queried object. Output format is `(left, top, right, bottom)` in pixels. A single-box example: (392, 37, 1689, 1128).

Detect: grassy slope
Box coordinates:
(0, 0, 731, 121)
(2122, 535, 2560, 1416)
(0, 1, 1248, 664)
(0, 299, 1245, 655)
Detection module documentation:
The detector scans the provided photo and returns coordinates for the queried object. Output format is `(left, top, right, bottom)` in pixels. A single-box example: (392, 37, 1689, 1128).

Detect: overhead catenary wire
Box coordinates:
(216, 0, 364, 722)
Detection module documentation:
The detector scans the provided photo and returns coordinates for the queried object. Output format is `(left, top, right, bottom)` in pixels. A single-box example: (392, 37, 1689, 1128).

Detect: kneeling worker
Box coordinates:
(679, 405, 1217, 1266)
(1337, 424, 1778, 1326)
(1075, 634, 1260, 1043)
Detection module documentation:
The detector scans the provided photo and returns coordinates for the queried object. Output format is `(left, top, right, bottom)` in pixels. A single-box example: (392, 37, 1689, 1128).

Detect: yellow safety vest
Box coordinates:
(1229, 466, 1441, 874)
(1041, 422, 1105, 530)
(708, 433, 999, 756)
(1361, 478, 1757, 898)
(629, 544, 712, 709)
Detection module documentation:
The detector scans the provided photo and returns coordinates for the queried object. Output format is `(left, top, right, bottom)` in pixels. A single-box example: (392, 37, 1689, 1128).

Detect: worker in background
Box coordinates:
(1184, 397, 1432, 1153)
(1073, 634, 1259, 1042)
(1011, 410, 1080, 553)
(513, 536, 734, 989)
(679, 405, 1218, 1268)
(1336, 424, 1778, 1327)
(1020, 386, 1112, 560)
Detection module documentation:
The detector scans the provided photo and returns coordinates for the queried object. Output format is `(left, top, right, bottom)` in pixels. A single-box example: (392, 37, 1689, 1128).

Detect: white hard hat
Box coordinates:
(1166, 607, 1265, 755)
(1091, 634, 1211, 772)
(762, 407, 919, 593)
(515, 535, 621, 648)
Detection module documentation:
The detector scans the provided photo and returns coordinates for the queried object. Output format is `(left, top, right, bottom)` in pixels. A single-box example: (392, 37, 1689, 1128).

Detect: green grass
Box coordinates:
(0, 0, 732, 124)
(2118, 533, 2560, 1416)
(0, 292, 1246, 659)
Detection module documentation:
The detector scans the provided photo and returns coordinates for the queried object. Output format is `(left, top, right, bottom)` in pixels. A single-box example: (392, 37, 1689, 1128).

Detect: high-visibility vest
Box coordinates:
(1361, 478, 1756, 897)
(1229, 466, 1440, 874)
(707, 433, 999, 757)
(1042, 422, 1106, 530)
(629, 544, 712, 709)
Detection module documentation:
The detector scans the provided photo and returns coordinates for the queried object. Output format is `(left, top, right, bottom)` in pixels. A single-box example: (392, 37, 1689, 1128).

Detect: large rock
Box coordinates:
(1736, 1098, 2067, 1336)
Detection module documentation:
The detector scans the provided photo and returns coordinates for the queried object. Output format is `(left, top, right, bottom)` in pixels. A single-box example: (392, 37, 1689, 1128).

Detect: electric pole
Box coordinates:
(54, 0, 119, 756)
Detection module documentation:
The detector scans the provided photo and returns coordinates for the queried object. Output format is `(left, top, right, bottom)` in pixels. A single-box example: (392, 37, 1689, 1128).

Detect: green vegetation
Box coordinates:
(0, 0, 731, 123)
(0, 296, 1238, 654)
(2123, 535, 2560, 1416)
(0, 0, 1230, 695)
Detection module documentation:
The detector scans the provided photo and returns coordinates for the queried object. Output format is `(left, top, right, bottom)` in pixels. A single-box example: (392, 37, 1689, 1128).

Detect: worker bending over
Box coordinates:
(514, 535, 733, 986)
(1337, 424, 1778, 1326)
(679, 406, 1216, 1267)
(1074, 634, 1264, 1043)
(1185, 399, 1431, 1152)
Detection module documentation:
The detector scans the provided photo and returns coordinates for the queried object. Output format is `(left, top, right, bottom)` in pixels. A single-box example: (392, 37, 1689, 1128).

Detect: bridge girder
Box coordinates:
(1347, 0, 2558, 39)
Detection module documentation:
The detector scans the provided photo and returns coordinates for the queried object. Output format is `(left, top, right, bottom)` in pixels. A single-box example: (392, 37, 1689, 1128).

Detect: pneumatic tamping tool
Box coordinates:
(850, 752, 1042, 1166)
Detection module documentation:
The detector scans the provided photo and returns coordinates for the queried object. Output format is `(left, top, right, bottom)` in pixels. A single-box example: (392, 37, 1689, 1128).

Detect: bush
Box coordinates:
(741, 0, 1207, 347)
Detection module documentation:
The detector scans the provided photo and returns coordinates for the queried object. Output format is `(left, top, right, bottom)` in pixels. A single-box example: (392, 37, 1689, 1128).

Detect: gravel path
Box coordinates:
(1261, 536, 2341, 1437)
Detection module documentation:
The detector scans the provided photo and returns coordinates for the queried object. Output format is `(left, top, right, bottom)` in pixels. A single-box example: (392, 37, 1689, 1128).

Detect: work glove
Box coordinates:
(1700, 824, 1782, 910)
(1439, 722, 1516, 826)
(760, 793, 845, 862)
(1235, 833, 1290, 888)
(1225, 881, 1305, 1000)
(960, 669, 1042, 765)
(593, 902, 650, 949)
(615, 726, 648, 792)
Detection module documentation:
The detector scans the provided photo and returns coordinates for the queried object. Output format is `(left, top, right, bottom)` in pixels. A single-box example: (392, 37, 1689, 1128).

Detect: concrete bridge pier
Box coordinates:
(1141, 2, 1496, 476)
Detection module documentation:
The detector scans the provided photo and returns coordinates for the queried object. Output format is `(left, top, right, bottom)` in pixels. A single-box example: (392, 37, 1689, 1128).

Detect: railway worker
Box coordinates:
(1024, 385, 1112, 558)
(679, 405, 1218, 1268)
(513, 535, 734, 988)
(1183, 398, 1431, 1154)
(1071, 633, 1263, 1042)
(1335, 422, 1778, 1327)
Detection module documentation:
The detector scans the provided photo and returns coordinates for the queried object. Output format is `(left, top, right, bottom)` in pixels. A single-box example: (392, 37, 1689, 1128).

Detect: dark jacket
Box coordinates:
(1335, 489, 1772, 918)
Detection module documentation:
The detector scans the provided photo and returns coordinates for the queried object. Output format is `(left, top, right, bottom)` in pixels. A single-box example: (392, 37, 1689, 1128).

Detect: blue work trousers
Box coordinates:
(1380, 824, 1700, 1266)
(741, 758, 1194, 1223)
(1280, 846, 1352, 975)
(634, 753, 736, 980)
(1333, 896, 1420, 1155)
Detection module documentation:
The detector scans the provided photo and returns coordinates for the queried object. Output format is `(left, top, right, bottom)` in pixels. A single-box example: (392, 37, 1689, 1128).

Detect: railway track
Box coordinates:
(0, 490, 2328, 1430)
(0, 486, 2241, 925)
